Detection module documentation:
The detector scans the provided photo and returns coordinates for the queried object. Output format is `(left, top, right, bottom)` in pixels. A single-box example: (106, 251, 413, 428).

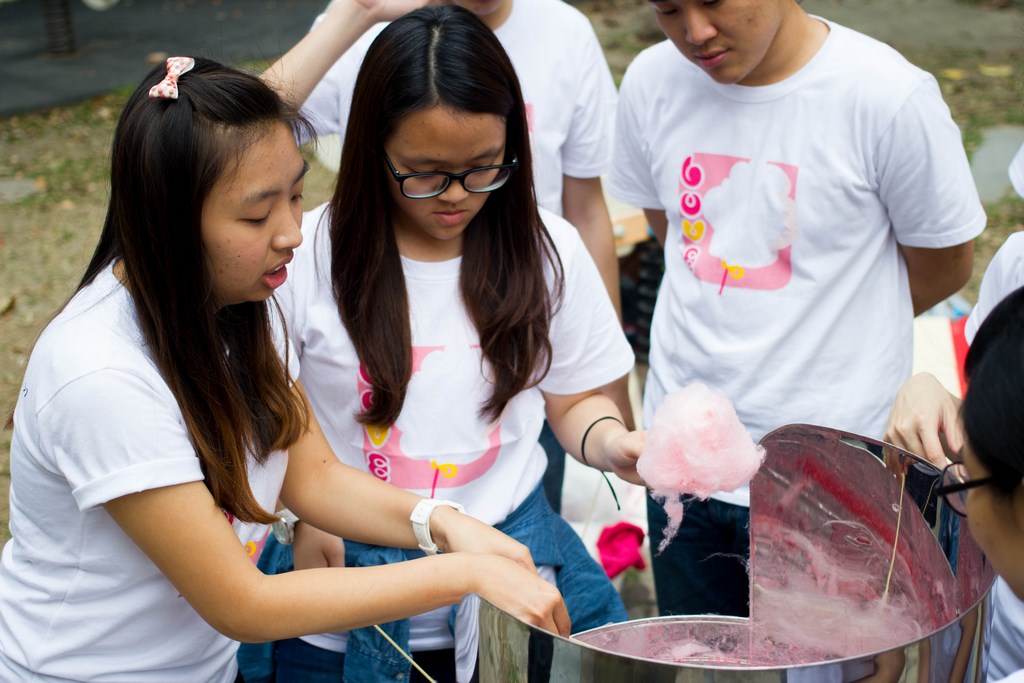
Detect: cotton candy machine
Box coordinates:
(478, 424, 996, 682)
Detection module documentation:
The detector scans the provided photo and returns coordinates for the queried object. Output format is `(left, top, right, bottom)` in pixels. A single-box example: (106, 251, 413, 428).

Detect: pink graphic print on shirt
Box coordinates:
(359, 346, 501, 496)
(677, 153, 799, 293)
(222, 511, 269, 565)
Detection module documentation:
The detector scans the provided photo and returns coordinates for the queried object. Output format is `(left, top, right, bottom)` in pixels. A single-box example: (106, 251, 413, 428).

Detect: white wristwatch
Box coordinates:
(271, 508, 300, 545)
(410, 499, 465, 555)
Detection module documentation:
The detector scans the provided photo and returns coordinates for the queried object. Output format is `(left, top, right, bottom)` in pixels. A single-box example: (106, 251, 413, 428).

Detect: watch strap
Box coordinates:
(410, 499, 465, 555)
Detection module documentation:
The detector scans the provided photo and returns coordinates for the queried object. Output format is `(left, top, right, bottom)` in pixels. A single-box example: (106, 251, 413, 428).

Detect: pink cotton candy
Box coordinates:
(637, 383, 765, 552)
(638, 382, 764, 497)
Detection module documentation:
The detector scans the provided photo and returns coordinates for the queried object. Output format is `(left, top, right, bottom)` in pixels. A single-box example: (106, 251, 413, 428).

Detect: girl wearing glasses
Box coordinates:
(943, 285, 1024, 683)
(286, 0, 629, 524)
(244, 6, 645, 683)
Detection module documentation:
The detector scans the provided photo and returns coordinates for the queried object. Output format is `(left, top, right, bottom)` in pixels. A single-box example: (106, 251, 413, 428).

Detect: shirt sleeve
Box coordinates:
(269, 298, 301, 382)
(301, 56, 356, 141)
(299, 14, 383, 141)
(875, 76, 986, 249)
(560, 25, 618, 180)
(541, 221, 634, 394)
(607, 63, 661, 211)
(37, 369, 204, 512)
(277, 203, 333, 364)
(273, 267, 302, 365)
(964, 233, 1024, 343)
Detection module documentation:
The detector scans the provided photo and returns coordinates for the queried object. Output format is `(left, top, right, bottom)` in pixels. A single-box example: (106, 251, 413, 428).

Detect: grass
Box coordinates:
(909, 46, 1024, 297)
(0, 8, 1023, 544)
(907, 47, 1024, 150)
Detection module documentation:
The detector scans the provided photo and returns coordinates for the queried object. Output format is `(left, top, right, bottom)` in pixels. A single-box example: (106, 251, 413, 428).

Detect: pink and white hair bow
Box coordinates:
(148, 57, 195, 100)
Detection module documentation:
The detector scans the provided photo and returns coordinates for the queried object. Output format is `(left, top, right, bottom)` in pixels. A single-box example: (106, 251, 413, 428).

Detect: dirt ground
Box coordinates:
(1, 0, 1023, 542)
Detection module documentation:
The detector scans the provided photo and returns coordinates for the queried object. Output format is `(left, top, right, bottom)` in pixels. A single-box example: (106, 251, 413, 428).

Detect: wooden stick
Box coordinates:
(373, 624, 437, 683)
(882, 471, 907, 602)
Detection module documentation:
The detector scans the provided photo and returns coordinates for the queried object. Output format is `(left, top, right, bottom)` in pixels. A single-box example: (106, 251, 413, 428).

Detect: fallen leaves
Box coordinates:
(978, 64, 1014, 78)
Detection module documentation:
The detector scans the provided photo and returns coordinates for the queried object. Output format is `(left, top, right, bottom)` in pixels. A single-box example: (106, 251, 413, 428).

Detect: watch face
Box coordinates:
(271, 520, 293, 545)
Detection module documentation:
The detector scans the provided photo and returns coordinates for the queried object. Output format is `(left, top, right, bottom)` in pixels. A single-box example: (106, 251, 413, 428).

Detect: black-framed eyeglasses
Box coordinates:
(934, 461, 995, 517)
(384, 154, 518, 200)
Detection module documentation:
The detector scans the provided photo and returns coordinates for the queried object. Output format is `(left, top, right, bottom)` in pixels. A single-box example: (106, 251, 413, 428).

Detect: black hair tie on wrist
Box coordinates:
(580, 416, 624, 511)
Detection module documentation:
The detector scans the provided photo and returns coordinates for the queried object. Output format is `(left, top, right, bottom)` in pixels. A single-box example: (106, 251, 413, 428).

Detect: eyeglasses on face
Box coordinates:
(384, 154, 518, 199)
(934, 461, 995, 517)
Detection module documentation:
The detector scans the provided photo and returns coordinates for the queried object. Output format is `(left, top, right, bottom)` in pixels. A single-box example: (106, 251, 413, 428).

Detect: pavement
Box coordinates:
(0, 0, 324, 117)
(972, 126, 1024, 203)
(5, 0, 1022, 198)
(802, 0, 1024, 53)
(4, 0, 1023, 118)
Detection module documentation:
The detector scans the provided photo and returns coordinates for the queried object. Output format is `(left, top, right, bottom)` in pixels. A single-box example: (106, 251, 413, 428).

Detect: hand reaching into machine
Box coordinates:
(883, 372, 962, 469)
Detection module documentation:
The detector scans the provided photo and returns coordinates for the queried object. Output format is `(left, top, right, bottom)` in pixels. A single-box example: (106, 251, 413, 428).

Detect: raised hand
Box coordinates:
(351, 0, 440, 24)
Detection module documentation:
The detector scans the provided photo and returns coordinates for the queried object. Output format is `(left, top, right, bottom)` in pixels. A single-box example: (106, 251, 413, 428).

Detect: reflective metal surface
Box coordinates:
(478, 425, 996, 682)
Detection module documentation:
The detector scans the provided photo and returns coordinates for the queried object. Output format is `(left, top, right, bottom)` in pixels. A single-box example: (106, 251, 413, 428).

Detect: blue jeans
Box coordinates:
(238, 587, 462, 683)
(274, 638, 344, 683)
(267, 639, 457, 683)
(646, 495, 750, 617)
(538, 420, 565, 514)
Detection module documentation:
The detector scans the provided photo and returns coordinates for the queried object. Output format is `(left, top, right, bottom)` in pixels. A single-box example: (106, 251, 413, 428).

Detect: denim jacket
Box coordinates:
(343, 484, 627, 682)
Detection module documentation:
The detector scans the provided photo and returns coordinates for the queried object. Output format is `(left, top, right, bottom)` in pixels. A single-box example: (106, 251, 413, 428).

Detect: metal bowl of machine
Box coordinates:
(478, 424, 996, 682)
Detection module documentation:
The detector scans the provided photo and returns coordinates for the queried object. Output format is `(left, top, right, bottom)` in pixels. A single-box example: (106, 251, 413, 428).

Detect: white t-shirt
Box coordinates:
(302, 0, 617, 217)
(610, 21, 985, 507)
(986, 578, 1024, 680)
(962, 231, 1024, 682)
(279, 203, 633, 652)
(0, 268, 289, 683)
(965, 232, 1024, 343)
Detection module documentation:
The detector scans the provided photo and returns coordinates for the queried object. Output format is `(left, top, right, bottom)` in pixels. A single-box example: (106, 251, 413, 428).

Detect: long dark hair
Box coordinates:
(329, 6, 563, 427)
(961, 285, 1024, 495)
(78, 58, 310, 523)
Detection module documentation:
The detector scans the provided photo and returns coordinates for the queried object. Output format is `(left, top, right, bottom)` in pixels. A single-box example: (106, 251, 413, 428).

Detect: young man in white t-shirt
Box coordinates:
(300, 0, 629, 512)
(610, 0, 986, 617)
